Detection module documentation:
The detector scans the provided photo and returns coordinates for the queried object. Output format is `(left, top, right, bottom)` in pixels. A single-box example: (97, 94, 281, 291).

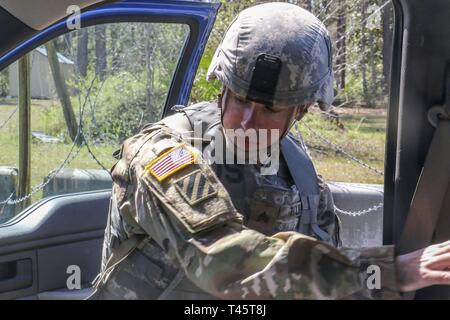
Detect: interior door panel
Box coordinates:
(0, 0, 219, 300)
(0, 191, 109, 299)
(0, 186, 389, 299)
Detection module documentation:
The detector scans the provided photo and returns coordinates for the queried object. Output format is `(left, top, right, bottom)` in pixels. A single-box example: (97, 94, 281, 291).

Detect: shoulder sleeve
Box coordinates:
(116, 125, 401, 300)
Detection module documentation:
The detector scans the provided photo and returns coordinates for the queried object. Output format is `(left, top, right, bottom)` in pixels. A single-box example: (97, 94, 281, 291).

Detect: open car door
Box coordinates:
(0, 0, 219, 299)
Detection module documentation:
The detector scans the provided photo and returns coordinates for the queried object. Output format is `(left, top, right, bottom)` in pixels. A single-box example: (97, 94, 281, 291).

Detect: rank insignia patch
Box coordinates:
(145, 144, 195, 182)
(174, 169, 217, 205)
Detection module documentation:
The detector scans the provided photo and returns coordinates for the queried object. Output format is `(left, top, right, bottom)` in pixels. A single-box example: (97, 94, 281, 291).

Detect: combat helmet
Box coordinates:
(207, 2, 334, 110)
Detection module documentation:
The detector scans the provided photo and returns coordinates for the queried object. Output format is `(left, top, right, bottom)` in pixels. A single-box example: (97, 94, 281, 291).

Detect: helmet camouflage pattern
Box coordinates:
(207, 2, 334, 110)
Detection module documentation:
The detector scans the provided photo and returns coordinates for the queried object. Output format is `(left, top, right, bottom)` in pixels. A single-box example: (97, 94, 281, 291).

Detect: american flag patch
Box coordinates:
(145, 144, 195, 182)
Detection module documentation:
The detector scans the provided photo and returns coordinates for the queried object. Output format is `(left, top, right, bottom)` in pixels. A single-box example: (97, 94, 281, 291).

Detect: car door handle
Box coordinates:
(0, 259, 32, 293)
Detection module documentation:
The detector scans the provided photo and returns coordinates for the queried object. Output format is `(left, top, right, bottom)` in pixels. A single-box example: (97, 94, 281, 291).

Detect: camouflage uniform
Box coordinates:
(89, 3, 401, 299)
(89, 104, 399, 300)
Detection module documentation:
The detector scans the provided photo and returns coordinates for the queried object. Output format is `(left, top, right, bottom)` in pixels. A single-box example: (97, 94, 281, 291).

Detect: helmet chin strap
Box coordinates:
(218, 87, 226, 126)
(279, 105, 308, 141)
(280, 117, 297, 140)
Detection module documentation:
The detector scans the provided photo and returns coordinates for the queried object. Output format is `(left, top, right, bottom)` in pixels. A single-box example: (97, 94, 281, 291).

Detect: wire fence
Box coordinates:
(0, 1, 393, 217)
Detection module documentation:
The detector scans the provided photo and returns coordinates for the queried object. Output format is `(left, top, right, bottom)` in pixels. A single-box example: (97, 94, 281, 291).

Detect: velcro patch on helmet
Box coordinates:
(145, 144, 195, 182)
(247, 54, 282, 106)
(174, 169, 217, 206)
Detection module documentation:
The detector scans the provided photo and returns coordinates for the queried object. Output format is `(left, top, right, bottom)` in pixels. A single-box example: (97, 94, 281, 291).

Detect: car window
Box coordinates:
(0, 22, 189, 223)
(189, 0, 394, 247)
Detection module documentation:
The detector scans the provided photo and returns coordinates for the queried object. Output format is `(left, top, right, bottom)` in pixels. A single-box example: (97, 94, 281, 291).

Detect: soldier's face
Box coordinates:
(220, 87, 303, 150)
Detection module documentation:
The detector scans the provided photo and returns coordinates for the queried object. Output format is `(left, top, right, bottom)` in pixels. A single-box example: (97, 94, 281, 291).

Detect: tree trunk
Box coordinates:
(361, 0, 370, 104)
(63, 33, 72, 57)
(382, 1, 393, 96)
(295, 0, 310, 11)
(17, 54, 31, 212)
(369, 30, 377, 104)
(95, 25, 107, 80)
(335, 0, 346, 90)
(109, 25, 121, 72)
(76, 28, 88, 77)
(144, 25, 155, 121)
(46, 42, 80, 144)
(307, 0, 313, 12)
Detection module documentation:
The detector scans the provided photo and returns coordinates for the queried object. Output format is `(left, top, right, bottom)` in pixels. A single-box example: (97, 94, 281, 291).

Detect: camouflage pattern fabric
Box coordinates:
(175, 101, 339, 243)
(90, 121, 401, 300)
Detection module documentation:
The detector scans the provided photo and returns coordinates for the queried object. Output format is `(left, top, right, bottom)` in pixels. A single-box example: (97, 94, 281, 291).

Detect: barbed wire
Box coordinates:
(0, 106, 18, 131)
(317, 0, 392, 111)
(0, 25, 148, 206)
(299, 122, 384, 176)
(317, 0, 339, 20)
(334, 201, 383, 216)
(0, 46, 107, 205)
(296, 121, 385, 216)
(323, 0, 360, 24)
(0, 139, 85, 205)
(333, 60, 362, 75)
(0, 192, 14, 208)
(331, 1, 391, 65)
(1, 16, 389, 217)
(0, 97, 89, 205)
(0, 79, 99, 205)
(82, 135, 112, 174)
(333, 0, 391, 48)
(326, 0, 390, 90)
(333, 56, 370, 80)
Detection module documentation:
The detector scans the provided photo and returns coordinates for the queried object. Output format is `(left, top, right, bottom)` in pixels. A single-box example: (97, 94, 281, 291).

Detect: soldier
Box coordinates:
(89, 2, 450, 299)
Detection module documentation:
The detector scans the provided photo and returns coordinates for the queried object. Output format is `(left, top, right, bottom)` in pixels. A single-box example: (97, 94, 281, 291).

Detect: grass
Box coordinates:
(295, 106, 386, 185)
(0, 98, 117, 204)
(0, 98, 387, 207)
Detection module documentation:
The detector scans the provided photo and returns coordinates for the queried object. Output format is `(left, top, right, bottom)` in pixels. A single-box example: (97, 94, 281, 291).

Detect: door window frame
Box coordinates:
(0, 2, 219, 116)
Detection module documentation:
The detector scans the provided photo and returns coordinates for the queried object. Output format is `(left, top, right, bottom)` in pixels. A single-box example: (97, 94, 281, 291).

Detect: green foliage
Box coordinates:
(53, 22, 190, 143)
(0, 70, 9, 97)
(295, 107, 386, 184)
(190, 49, 222, 103)
(87, 71, 147, 142)
(190, 0, 258, 104)
(40, 102, 67, 138)
(191, 0, 393, 107)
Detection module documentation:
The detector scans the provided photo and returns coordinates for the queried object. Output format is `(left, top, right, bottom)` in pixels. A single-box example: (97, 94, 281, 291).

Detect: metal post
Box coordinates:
(17, 54, 31, 212)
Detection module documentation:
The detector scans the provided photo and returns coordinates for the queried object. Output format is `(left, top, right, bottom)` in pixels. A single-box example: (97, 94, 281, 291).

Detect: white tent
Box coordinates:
(8, 47, 75, 99)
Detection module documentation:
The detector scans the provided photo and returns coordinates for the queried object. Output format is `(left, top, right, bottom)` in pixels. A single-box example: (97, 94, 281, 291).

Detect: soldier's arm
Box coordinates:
(118, 127, 400, 299)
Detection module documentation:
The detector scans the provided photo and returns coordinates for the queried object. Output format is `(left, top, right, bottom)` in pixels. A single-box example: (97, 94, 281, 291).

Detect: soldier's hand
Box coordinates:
(395, 240, 450, 292)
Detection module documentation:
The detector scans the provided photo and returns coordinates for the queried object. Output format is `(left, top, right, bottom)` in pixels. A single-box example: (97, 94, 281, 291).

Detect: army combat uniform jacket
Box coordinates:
(90, 102, 400, 300)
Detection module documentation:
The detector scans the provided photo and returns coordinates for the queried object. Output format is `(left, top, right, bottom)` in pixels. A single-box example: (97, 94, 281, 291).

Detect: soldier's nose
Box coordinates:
(240, 104, 259, 130)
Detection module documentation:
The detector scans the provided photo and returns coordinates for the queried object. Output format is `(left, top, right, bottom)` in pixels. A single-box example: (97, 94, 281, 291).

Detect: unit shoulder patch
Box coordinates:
(174, 169, 218, 206)
(141, 143, 243, 235)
